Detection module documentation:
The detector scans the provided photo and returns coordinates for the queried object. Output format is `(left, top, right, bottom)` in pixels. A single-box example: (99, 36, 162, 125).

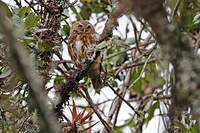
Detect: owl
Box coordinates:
(68, 20, 102, 90)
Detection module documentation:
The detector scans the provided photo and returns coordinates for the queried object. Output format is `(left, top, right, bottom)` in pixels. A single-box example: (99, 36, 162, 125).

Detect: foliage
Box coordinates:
(168, 0, 200, 30)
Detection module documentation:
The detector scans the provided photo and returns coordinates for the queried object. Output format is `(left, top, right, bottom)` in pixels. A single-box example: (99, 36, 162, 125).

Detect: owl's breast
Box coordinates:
(75, 40, 83, 51)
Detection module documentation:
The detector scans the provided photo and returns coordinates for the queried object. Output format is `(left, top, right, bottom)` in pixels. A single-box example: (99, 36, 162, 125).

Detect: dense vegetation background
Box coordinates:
(0, 0, 200, 133)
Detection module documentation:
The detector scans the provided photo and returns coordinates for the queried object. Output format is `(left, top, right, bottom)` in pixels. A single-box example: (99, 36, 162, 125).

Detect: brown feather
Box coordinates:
(88, 56, 102, 90)
(67, 20, 102, 90)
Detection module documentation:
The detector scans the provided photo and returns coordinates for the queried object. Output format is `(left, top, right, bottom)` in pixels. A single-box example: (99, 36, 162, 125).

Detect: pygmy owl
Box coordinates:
(68, 20, 102, 90)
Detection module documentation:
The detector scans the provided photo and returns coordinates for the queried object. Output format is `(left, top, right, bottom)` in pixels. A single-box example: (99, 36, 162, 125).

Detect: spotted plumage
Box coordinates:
(68, 20, 102, 90)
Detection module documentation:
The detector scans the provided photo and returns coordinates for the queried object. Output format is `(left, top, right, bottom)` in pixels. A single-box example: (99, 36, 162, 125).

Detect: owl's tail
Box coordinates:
(88, 56, 102, 90)
(91, 76, 102, 90)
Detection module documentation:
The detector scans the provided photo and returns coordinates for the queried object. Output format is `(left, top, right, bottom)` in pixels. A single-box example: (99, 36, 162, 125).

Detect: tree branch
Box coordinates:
(0, 11, 61, 133)
(124, 0, 200, 129)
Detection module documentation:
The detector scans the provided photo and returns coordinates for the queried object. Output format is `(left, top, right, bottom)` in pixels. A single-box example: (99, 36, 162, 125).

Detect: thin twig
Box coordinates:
(114, 113, 135, 128)
(128, 52, 153, 90)
(108, 57, 157, 74)
(102, 68, 133, 133)
(13, 0, 22, 8)
(107, 83, 140, 116)
(17, 114, 30, 133)
(64, 0, 78, 8)
(80, 90, 112, 132)
(129, 16, 141, 54)
(53, 50, 70, 70)
(103, 40, 154, 61)
(24, 0, 39, 15)
(170, 0, 181, 20)
(68, 99, 113, 108)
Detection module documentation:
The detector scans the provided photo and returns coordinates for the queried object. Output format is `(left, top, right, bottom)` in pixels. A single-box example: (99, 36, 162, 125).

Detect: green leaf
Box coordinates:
(107, 45, 127, 67)
(107, 48, 114, 55)
(128, 120, 136, 128)
(143, 62, 165, 88)
(129, 66, 143, 95)
(167, 0, 178, 9)
(116, 53, 127, 66)
(17, 6, 30, 18)
(112, 127, 123, 133)
(23, 36, 37, 45)
(106, 45, 120, 55)
(145, 101, 159, 125)
(0, 94, 10, 101)
(133, 80, 142, 95)
(24, 13, 40, 30)
(53, 76, 64, 88)
(94, 6, 103, 13)
(38, 41, 52, 52)
(0, 0, 12, 18)
(54, 76, 64, 84)
(71, 7, 81, 21)
(168, 0, 200, 30)
(37, 60, 46, 67)
(128, 120, 136, 132)
(190, 123, 199, 133)
(102, 60, 113, 71)
(80, 5, 91, 20)
(62, 25, 70, 36)
(176, 121, 188, 132)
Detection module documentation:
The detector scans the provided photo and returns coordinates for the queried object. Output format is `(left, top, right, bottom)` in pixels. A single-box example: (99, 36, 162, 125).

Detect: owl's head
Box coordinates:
(70, 20, 95, 35)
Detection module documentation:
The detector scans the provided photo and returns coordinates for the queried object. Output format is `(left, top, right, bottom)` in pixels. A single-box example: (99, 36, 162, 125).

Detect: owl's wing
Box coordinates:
(88, 55, 102, 90)
(68, 36, 77, 65)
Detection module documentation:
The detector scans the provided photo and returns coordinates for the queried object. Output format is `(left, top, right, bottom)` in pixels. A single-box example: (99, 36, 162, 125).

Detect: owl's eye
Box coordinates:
(87, 24, 91, 29)
(78, 23, 83, 29)
(86, 24, 91, 32)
